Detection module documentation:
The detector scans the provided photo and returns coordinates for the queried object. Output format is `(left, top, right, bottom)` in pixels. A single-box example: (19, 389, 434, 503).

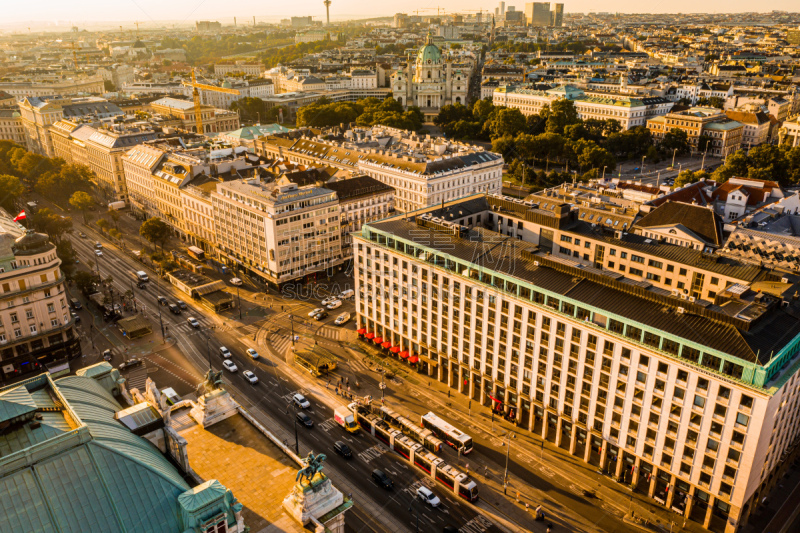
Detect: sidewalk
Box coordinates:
(325, 338, 707, 533)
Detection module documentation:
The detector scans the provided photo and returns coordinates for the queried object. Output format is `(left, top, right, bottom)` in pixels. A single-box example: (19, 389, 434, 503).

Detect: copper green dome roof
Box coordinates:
(416, 33, 442, 66)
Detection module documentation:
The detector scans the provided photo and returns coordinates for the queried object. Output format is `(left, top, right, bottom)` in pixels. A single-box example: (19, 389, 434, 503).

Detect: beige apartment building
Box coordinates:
(0, 224, 81, 381)
(0, 76, 104, 101)
(18, 97, 64, 157)
(0, 109, 25, 145)
(647, 107, 744, 158)
(212, 177, 345, 286)
(354, 193, 800, 533)
(148, 97, 239, 134)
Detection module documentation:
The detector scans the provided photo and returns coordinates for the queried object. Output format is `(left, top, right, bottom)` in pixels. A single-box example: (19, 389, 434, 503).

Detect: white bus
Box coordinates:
(421, 412, 473, 454)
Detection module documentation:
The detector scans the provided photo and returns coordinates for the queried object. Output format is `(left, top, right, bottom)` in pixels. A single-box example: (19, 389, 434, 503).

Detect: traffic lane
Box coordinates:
(205, 333, 476, 530)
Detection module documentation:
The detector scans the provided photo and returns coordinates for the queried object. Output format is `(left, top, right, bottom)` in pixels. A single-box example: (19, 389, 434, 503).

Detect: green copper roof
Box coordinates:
(0, 386, 37, 424)
(417, 34, 442, 65)
(0, 374, 193, 533)
(178, 479, 227, 512)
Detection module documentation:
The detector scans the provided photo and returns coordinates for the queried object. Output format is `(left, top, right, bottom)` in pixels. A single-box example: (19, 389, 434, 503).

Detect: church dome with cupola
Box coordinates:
(416, 34, 442, 66)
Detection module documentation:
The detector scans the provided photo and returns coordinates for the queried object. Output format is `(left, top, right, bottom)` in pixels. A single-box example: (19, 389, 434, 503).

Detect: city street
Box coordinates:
(61, 216, 694, 533)
(64, 223, 498, 533)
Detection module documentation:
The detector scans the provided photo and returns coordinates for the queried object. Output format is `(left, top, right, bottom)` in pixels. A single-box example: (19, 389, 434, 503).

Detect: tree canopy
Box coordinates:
(139, 217, 171, 250)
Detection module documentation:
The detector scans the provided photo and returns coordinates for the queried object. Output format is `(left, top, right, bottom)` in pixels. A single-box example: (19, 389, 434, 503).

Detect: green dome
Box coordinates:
(221, 80, 232, 88)
(416, 34, 442, 66)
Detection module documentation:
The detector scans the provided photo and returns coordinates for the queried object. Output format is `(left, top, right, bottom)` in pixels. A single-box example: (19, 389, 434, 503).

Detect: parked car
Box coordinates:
(314, 311, 329, 321)
(95, 250, 103, 257)
(296, 411, 313, 427)
(371, 469, 393, 489)
(157, 296, 168, 306)
(308, 308, 325, 317)
(222, 359, 238, 372)
(70, 311, 81, 323)
(416, 486, 441, 507)
(187, 317, 200, 328)
(338, 289, 355, 300)
(293, 393, 310, 409)
(175, 300, 187, 310)
(243, 370, 259, 384)
(219, 346, 231, 358)
(326, 299, 342, 310)
(70, 298, 82, 310)
(321, 296, 337, 306)
(230, 277, 242, 286)
(333, 441, 352, 458)
(118, 358, 143, 370)
(334, 312, 350, 326)
(246, 348, 259, 359)
(168, 303, 181, 315)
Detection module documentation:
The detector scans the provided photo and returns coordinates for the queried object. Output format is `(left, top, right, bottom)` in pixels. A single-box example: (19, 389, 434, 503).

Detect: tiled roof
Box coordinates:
(634, 200, 723, 247)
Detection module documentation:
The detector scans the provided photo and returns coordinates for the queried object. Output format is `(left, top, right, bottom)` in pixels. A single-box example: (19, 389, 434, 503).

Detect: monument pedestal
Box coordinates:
(189, 388, 238, 429)
(283, 473, 343, 526)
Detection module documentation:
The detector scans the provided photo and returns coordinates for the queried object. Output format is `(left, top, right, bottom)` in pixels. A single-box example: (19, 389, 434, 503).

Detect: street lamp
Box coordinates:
(502, 431, 516, 495)
(602, 165, 607, 180)
(641, 156, 646, 176)
(701, 147, 708, 170)
(237, 285, 242, 320)
(672, 148, 678, 169)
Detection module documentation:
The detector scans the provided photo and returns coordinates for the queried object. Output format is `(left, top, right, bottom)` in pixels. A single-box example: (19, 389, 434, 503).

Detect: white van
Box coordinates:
(136, 271, 149, 282)
(338, 289, 355, 300)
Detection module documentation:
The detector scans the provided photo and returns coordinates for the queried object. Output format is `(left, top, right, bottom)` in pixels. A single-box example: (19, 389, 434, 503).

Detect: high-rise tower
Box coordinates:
(324, 0, 331, 25)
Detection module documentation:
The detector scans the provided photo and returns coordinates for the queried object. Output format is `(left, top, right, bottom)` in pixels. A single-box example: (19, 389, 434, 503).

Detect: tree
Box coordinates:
(697, 96, 724, 109)
(0, 174, 24, 213)
(230, 97, 266, 123)
(712, 150, 749, 184)
(491, 135, 517, 159)
(55, 241, 78, 279)
(485, 108, 527, 139)
(139, 217, 171, 250)
(109, 228, 123, 246)
(660, 128, 691, 155)
(673, 169, 709, 188)
(108, 209, 121, 230)
(38, 163, 93, 205)
(69, 191, 94, 223)
(103, 80, 116, 92)
(96, 218, 110, 233)
(73, 270, 96, 295)
(31, 208, 72, 244)
(545, 99, 580, 135)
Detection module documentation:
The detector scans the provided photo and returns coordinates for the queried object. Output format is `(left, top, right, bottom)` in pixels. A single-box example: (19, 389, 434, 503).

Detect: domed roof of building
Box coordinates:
(13, 229, 54, 256)
(416, 33, 442, 66)
(221, 80, 232, 89)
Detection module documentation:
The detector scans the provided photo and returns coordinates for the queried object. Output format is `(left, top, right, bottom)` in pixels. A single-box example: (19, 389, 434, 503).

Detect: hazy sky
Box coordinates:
(1, 0, 797, 25)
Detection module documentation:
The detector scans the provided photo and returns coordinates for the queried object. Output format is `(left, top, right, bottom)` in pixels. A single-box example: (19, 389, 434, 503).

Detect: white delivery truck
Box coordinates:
(334, 406, 359, 434)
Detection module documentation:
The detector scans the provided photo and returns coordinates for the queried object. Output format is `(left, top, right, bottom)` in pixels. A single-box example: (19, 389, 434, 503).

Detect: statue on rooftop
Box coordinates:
(295, 451, 327, 484)
(198, 368, 223, 395)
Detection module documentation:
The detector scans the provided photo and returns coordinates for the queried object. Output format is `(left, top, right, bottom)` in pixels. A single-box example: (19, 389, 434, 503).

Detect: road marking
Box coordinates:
(357, 444, 388, 464)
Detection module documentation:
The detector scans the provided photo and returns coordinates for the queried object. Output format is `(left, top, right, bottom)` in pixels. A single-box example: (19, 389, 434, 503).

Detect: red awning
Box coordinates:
(390, 346, 400, 353)
(357, 328, 366, 334)
(366, 332, 375, 339)
(408, 355, 420, 363)
(381, 341, 391, 349)
(399, 351, 409, 359)
(488, 394, 503, 404)
(373, 337, 383, 344)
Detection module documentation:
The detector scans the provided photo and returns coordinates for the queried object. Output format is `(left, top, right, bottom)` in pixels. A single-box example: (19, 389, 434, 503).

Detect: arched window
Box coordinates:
(427, 71, 431, 79)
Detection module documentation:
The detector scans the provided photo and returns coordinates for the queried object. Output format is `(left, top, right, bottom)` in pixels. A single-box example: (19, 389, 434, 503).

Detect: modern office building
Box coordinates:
(353, 193, 800, 533)
(551, 3, 564, 26)
(525, 2, 552, 26)
(211, 176, 345, 287)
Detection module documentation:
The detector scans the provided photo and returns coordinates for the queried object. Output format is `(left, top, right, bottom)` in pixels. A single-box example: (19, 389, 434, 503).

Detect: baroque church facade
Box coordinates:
(391, 34, 469, 117)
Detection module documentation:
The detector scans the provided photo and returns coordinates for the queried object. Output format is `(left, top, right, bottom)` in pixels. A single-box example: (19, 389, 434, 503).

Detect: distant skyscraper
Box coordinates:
(525, 2, 551, 27)
(500, 2, 506, 15)
(551, 3, 563, 27)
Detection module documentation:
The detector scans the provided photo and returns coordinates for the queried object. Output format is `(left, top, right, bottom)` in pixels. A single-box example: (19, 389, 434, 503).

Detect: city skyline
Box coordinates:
(1, 1, 799, 27)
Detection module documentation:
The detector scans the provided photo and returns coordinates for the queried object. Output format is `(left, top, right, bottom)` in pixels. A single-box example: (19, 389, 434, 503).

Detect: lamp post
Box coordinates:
(294, 413, 300, 455)
(701, 146, 709, 170)
(290, 315, 295, 348)
(672, 148, 678, 169)
(237, 285, 242, 320)
(205, 334, 213, 370)
(602, 165, 607, 180)
(641, 156, 646, 176)
(502, 431, 516, 495)
(408, 497, 420, 533)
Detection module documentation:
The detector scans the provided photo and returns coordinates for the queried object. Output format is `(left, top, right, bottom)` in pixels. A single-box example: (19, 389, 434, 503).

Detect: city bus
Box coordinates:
(421, 412, 474, 454)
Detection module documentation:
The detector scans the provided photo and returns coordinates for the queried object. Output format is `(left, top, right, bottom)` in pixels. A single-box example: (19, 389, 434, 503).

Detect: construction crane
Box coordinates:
(182, 69, 240, 134)
(414, 7, 446, 16)
(71, 41, 79, 69)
